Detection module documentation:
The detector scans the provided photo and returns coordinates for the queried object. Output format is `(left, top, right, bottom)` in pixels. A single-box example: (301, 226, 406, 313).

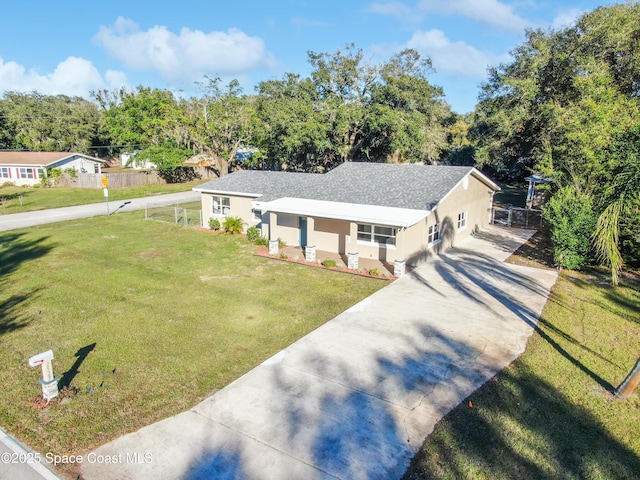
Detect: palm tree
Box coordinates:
(592, 133, 640, 285)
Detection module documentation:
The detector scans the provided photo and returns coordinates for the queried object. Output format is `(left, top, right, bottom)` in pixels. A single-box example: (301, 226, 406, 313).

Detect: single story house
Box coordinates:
(0, 152, 105, 186)
(194, 162, 500, 265)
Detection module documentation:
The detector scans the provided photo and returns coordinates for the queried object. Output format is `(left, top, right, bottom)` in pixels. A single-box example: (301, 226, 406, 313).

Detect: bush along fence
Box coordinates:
(145, 202, 202, 227)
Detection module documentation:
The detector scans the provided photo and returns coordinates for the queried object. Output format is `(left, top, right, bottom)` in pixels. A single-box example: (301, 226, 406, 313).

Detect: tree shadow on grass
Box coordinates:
(0, 232, 53, 277)
(0, 232, 53, 336)
(600, 277, 640, 327)
(403, 366, 640, 480)
(0, 290, 41, 335)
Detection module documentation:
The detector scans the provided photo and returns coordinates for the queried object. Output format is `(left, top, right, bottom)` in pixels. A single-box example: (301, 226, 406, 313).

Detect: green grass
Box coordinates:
(403, 238, 640, 479)
(0, 180, 202, 214)
(0, 215, 385, 461)
(494, 184, 527, 208)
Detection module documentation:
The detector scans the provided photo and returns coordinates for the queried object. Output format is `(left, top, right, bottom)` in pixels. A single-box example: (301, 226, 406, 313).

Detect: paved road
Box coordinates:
(0, 191, 201, 232)
(0, 428, 61, 480)
(79, 226, 557, 480)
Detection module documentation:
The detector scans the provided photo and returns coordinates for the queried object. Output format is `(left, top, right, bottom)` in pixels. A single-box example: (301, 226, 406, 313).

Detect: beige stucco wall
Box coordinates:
(309, 218, 349, 253)
(268, 212, 300, 245)
(201, 193, 257, 231)
(401, 173, 495, 265)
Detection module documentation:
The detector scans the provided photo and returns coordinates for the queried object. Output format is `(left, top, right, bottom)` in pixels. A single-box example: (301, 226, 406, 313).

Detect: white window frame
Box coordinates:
(0, 167, 10, 179)
(19, 167, 35, 179)
(428, 223, 441, 246)
(457, 211, 467, 231)
(252, 208, 262, 224)
(357, 224, 397, 247)
(212, 196, 231, 215)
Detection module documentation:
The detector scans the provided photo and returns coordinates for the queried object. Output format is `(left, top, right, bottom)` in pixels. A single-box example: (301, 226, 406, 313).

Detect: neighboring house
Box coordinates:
(120, 152, 157, 170)
(194, 162, 500, 265)
(0, 152, 105, 186)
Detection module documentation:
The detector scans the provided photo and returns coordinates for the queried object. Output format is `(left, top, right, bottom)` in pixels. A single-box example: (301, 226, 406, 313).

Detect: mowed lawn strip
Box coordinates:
(403, 236, 640, 479)
(0, 180, 201, 214)
(0, 214, 385, 457)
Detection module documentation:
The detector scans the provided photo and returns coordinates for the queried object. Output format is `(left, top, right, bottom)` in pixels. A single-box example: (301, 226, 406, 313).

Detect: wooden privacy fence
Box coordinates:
(63, 171, 165, 188)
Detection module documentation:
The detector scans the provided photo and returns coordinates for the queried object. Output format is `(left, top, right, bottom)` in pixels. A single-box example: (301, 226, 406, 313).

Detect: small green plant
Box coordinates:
(279, 252, 288, 259)
(369, 268, 380, 276)
(254, 236, 268, 246)
(209, 217, 221, 231)
(246, 226, 261, 243)
(223, 216, 245, 234)
(322, 259, 337, 268)
(277, 238, 286, 248)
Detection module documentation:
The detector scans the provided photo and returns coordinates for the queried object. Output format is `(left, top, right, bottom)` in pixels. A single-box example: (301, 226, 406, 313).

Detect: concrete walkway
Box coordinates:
(80, 225, 557, 480)
(0, 191, 200, 232)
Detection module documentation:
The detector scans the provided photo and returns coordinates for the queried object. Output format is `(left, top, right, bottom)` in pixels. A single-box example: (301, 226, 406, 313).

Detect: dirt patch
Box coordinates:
(506, 229, 555, 269)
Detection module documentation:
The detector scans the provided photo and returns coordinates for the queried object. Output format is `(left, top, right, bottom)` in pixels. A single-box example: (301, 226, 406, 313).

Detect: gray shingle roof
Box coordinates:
(194, 162, 494, 211)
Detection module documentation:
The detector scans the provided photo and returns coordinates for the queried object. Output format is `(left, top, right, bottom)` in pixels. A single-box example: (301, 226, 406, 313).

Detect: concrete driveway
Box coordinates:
(81, 225, 557, 480)
(0, 191, 200, 232)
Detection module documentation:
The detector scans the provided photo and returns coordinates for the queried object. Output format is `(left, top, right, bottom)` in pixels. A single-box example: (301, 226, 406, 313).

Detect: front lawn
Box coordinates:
(0, 180, 202, 214)
(403, 233, 640, 479)
(0, 215, 385, 467)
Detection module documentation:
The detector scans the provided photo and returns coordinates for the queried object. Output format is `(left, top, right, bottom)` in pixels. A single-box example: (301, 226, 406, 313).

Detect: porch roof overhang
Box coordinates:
(256, 197, 429, 228)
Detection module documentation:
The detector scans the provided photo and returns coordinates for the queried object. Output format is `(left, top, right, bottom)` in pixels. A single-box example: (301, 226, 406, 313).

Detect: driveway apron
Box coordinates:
(81, 225, 558, 480)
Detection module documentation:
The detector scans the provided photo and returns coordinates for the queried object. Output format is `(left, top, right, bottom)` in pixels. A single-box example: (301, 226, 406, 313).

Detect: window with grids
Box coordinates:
(212, 196, 230, 215)
(457, 211, 467, 230)
(0, 167, 9, 178)
(19, 167, 35, 179)
(428, 223, 440, 244)
(357, 224, 397, 246)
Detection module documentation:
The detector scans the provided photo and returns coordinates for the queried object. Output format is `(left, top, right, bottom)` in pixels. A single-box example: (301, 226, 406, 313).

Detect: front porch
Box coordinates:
(278, 245, 406, 277)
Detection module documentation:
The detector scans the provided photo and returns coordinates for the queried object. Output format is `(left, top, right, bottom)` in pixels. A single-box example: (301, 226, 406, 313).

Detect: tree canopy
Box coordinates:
(474, 2, 640, 281)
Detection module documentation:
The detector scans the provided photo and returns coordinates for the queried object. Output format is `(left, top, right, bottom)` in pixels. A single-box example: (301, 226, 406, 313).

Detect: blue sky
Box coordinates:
(0, 0, 612, 114)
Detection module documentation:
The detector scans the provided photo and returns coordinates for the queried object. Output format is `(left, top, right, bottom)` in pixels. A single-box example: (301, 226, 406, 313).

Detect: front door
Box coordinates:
(299, 216, 307, 248)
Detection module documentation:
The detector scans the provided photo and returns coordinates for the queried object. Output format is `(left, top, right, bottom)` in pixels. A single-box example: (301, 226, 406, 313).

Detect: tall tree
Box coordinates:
(474, 4, 640, 187)
(308, 43, 378, 167)
(365, 49, 450, 163)
(0, 92, 102, 153)
(473, 3, 640, 281)
(254, 73, 328, 171)
(187, 77, 257, 176)
(255, 46, 450, 171)
(92, 86, 181, 151)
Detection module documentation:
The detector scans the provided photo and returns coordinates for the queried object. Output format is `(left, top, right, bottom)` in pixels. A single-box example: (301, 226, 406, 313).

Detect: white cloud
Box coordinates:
(407, 29, 505, 78)
(368, 2, 421, 23)
(0, 56, 126, 96)
(418, 0, 532, 33)
(94, 17, 277, 84)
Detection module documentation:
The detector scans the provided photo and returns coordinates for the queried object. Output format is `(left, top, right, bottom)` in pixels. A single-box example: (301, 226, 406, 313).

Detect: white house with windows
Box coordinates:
(0, 152, 105, 186)
(194, 162, 499, 265)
